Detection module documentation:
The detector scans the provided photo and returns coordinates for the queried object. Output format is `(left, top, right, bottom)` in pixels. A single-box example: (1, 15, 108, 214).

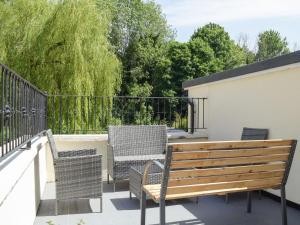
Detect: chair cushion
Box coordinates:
(113, 154, 165, 180)
(114, 154, 165, 162)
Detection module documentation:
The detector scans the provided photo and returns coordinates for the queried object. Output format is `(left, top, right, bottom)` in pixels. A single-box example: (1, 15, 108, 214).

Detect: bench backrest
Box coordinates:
(108, 125, 167, 156)
(162, 139, 297, 199)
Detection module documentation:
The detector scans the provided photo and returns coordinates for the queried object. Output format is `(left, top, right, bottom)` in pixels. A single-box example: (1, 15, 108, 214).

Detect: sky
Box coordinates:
(154, 0, 300, 50)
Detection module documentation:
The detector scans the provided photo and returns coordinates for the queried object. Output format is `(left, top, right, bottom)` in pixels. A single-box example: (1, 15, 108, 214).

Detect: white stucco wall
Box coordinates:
(0, 137, 48, 225)
(186, 63, 300, 204)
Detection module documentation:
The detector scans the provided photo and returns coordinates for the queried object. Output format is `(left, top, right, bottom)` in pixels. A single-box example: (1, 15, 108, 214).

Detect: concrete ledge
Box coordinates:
(0, 136, 48, 225)
(53, 134, 108, 142)
(53, 130, 208, 142)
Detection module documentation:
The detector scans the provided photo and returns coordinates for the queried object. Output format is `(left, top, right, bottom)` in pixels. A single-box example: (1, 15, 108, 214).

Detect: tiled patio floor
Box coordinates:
(34, 182, 300, 225)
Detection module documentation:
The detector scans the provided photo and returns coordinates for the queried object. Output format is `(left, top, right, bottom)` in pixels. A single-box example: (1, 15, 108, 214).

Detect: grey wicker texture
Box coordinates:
(129, 166, 162, 200)
(107, 125, 167, 187)
(241, 127, 269, 140)
(45, 129, 103, 213)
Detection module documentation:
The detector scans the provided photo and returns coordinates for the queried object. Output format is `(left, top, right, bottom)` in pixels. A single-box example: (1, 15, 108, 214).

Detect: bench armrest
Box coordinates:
(142, 160, 164, 185)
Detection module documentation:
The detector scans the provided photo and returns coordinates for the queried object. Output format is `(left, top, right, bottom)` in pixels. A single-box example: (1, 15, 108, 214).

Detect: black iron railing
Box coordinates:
(0, 64, 47, 158)
(47, 95, 207, 134)
(0, 63, 207, 158)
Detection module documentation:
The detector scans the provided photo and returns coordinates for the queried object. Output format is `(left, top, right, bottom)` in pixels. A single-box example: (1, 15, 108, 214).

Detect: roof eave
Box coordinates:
(182, 51, 300, 89)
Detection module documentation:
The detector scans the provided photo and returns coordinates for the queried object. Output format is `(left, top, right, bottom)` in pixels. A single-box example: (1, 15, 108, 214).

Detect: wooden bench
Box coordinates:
(140, 139, 297, 225)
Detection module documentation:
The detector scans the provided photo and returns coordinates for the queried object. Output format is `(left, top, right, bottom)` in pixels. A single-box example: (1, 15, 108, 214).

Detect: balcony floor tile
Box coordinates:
(35, 182, 300, 225)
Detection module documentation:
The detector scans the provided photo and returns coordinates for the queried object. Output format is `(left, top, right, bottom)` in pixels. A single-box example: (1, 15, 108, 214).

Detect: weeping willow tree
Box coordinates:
(0, 0, 121, 133)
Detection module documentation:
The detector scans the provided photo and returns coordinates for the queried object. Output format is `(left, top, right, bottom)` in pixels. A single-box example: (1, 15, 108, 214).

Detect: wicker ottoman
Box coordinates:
(129, 166, 162, 201)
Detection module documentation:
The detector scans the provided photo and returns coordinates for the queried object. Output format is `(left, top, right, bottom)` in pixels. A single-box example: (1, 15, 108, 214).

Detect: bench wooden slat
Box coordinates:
(169, 163, 286, 178)
(171, 154, 289, 169)
(168, 170, 284, 186)
(170, 139, 293, 151)
(164, 184, 278, 200)
(172, 147, 290, 160)
(167, 177, 282, 195)
(143, 177, 282, 200)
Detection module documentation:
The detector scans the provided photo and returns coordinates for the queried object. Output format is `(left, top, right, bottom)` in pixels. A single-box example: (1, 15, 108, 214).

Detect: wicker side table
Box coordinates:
(129, 166, 162, 201)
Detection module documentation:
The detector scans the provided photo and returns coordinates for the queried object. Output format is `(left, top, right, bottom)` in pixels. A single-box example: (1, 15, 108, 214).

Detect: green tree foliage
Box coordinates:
(0, 0, 121, 133)
(164, 23, 246, 96)
(166, 41, 192, 95)
(238, 34, 255, 64)
(188, 38, 217, 76)
(255, 30, 290, 61)
(0, 0, 120, 96)
(191, 23, 245, 71)
(101, 0, 174, 97)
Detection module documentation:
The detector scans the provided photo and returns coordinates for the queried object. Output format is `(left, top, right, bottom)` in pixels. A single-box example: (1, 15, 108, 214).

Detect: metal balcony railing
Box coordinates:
(0, 63, 207, 158)
(0, 64, 47, 158)
(47, 95, 207, 134)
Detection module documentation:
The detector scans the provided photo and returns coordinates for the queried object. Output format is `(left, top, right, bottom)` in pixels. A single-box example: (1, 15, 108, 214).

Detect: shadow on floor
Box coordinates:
(181, 192, 300, 225)
(37, 199, 93, 216)
(110, 197, 161, 210)
(149, 219, 204, 225)
(110, 195, 196, 211)
(103, 181, 130, 193)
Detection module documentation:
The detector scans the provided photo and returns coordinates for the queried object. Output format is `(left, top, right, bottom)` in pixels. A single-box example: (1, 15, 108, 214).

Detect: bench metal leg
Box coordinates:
(281, 186, 287, 225)
(129, 191, 132, 199)
(141, 191, 147, 225)
(160, 199, 166, 225)
(107, 174, 110, 184)
(113, 179, 116, 192)
(247, 192, 252, 213)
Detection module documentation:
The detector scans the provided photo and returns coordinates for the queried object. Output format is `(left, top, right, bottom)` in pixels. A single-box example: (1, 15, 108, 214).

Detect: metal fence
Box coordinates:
(0, 64, 47, 158)
(47, 95, 207, 134)
(0, 63, 208, 158)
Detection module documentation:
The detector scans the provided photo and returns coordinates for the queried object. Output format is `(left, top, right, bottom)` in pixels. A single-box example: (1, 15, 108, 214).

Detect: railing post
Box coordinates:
(44, 93, 48, 130)
(202, 98, 206, 129)
(188, 99, 195, 134)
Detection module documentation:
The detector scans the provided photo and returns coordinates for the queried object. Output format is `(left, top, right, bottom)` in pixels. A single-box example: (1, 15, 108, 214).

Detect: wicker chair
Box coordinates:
(45, 129, 103, 214)
(107, 125, 167, 191)
(241, 127, 269, 140)
(225, 127, 269, 203)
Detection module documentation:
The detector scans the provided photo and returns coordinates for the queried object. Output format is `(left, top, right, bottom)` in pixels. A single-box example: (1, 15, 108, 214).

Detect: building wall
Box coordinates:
(187, 64, 300, 204)
(0, 137, 48, 225)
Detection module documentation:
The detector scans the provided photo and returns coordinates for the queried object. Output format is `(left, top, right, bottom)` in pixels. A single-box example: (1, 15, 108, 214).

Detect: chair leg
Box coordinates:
(140, 191, 147, 225)
(107, 173, 110, 184)
(281, 186, 287, 225)
(55, 200, 58, 216)
(225, 194, 229, 204)
(247, 191, 252, 213)
(129, 191, 132, 199)
(160, 199, 166, 225)
(100, 197, 103, 213)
